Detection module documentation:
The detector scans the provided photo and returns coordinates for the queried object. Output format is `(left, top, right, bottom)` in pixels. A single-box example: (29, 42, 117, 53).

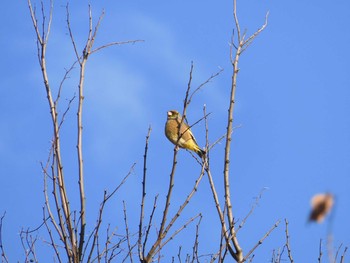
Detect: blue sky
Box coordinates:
(1, 0, 350, 261)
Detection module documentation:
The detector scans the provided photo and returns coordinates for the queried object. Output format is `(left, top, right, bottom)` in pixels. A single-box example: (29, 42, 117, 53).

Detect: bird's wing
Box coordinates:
(178, 119, 198, 143)
(188, 128, 198, 144)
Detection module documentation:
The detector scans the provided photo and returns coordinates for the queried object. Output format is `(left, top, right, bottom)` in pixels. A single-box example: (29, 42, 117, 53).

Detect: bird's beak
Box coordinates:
(167, 111, 172, 116)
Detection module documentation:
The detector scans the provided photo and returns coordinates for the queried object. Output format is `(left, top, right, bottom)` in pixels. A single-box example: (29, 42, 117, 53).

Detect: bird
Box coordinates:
(165, 110, 206, 158)
(308, 193, 334, 223)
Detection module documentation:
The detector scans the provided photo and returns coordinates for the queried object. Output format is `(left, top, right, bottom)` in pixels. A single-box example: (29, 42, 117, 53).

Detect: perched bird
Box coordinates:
(308, 193, 334, 223)
(165, 110, 206, 158)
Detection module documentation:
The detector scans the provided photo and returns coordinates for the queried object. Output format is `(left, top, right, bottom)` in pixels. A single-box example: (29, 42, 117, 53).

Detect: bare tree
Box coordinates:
(26, 0, 142, 262)
(3, 0, 345, 262)
(201, 1, 281, 262)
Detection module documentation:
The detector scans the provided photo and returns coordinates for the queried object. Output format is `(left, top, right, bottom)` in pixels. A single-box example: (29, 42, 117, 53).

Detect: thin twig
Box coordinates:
(41, 159, 67, 248)
(143, 145, 178, 262)
(334, 243, 343, 263)
(43, 208, 62, 263)
(123, 201, 134, 263)
(203, 86, 234, 259)
(143, 195, 159, 258)
(284, 219, 294, 263)
(157, 214, 202, 254)
(66, 4, 81, 63)
(28, 0, 43, 44)
(187, 68, 224, 106)
(340, 247, 348, 263)
(210, 214, 226, 263)
(161, 162, 206, 244)
(139, 126, 152, 261)
(55, 61, 78, 106)
(0, 212, 9, 263)
(91, 40, 144, 55)
(44, 0, 53, 43)
(93, 225, 122, 262)
(20, 228, 39, 263)
(203, 105, 235, 260)
(233, 0, 241, 43)
(240, 11, 269, 54)
(237, 188, 268, 233)
(243, 220, 280, 261)
(178, 246, 182, 263)
(318, 239, 323, 263)
(278, 246, 286, 263)
(191, 214, 202, 263)
(205, 166, 234, 256)
(122, 242, 139, 263)
(58, 96, 76, 131)
(85, 163, 135, 262)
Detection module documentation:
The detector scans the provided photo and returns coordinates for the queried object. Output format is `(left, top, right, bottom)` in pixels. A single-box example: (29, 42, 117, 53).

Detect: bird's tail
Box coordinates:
(196, 148, 206, 159)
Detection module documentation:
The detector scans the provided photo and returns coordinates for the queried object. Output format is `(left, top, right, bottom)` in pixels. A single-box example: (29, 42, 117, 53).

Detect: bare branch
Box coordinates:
(225, 0, 244, 257)
(187, 67, 224, 106)
(223, 1, 270, 261)
(58, 96, 76, 132)
(28, 0, 77, 260)
(237, 188, 267, 233)
(318, 239, 323, 263)
(241, 11, 269, 54)
(335, 243, 343, 263)
(183, 62, 194, 114)
(45, 0, 53, 43)
(142, 67, 198, 261)
(123, 201, 134, 263)
(340, 247, 348, 263)
(233, 0, 241, 43)
(90, 40, 145, 55)
(88, 6, 104, 55)
(144, 61, 216, 262)
(0, 212, 9, 263)
(55, 61, 78, 106)
(43, 208, 62, 263)
(143, 145, 178, 262)
(284, 219, 294, 263)
(278, 246, 286, 263)
(122, 242, 139, 263)
(92, 225, 124, 262)
(177, 246, 182, 263)
(191, 214, 202, 263)
(243, 220, 280, 261)
(157, 214, 202, 254)
(85, 163, 135, 262)
(27, 0, 43, 44)
(162, 163, 206, 243)
(139, 126, 152, 261)
(20, 228, 39, 263)
(143, 195, 159, 258)
(203, 107, 235, 260)
(66, 4, 81, 63)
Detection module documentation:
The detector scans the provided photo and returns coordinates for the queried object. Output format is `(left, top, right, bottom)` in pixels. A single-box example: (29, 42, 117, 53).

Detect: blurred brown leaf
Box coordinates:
(309, 193, 334, 223)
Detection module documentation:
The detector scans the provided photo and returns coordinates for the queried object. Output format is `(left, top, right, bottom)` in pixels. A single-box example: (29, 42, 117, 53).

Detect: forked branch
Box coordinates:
(221, 0, 270, 261)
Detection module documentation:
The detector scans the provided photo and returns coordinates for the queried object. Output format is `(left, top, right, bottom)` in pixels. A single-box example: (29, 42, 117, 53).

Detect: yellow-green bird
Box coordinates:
(165, 110, 206, 158)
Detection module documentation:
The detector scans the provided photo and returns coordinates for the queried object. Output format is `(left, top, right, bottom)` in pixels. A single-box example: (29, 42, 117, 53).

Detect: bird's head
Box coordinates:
(167, 110, 180, 120)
